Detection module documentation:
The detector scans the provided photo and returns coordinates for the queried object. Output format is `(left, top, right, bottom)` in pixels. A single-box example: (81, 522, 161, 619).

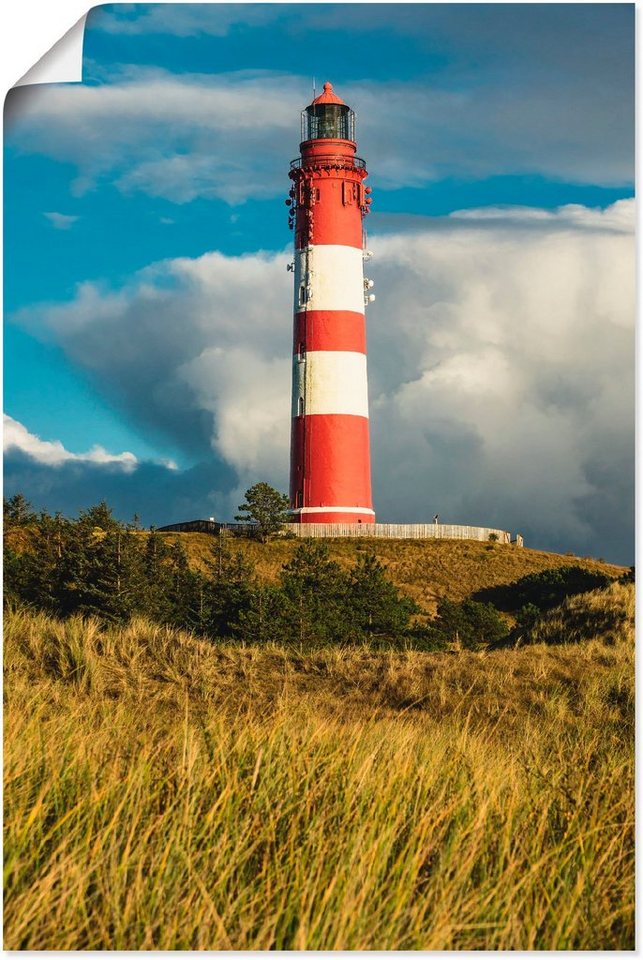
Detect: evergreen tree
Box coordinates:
(7, 510, 72, 613)
(430, 598, 508, 649)
(279, 541, 354, 646)
(165, 539, 196, 626)
(239, 584, 290, 646)
(59, 503, 143, 622)
(3, 494, 37, 529)
(77, 526, 144, 622)
(139, 528, 175, 623)
(78, 500, 121, 533)
(347, 552, 417, 641)
(235, 482, 290, 542)
(201, 535, 255, 639)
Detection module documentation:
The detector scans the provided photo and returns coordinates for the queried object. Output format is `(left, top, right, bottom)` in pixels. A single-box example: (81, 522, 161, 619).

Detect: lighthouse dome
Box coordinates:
(310, 81, 346, 106)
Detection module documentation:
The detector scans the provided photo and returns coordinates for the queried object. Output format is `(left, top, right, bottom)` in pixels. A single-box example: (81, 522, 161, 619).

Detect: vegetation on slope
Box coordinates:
(4, 585, 634, 950)
(523, 579, 634, 647)
(160, 530, 624, 614)
(5, 494, 625, 645)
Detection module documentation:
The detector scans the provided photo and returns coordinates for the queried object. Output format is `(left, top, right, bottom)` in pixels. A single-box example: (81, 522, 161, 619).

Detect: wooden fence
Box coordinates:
(159, 519, 519, 544)
(289, 523, 513, 542)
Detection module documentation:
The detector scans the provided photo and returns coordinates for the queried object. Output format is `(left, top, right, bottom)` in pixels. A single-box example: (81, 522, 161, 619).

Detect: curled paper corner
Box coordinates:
(14, 13, 88, 87)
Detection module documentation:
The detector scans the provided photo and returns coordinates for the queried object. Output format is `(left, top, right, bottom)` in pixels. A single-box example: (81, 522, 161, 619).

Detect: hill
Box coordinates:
(157, 532, 624, 615)
(4, 582, 634, 949)
(6, 504, 626, 646)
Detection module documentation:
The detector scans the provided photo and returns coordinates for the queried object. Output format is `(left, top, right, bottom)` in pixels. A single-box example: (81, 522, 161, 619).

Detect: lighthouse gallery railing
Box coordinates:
(290, 155, 366, 171)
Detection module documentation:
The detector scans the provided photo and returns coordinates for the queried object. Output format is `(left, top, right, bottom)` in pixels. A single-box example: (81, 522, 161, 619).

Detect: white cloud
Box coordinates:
(13, 247, 293, 487)
(12, 199, 634, 560)
(366, 200, 634, 557)
(5, 61, 632, 205)
(4, 415, 138, 470)
(43, 211, 79, 230)
(7, 69, 300, 203)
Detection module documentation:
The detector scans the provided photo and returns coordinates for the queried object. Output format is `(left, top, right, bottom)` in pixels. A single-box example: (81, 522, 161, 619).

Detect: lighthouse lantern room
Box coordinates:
(287, 82, 375, 524)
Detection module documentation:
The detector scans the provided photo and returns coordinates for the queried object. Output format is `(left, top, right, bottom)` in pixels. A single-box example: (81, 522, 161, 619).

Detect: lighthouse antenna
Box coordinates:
(312, 76, 316, 100)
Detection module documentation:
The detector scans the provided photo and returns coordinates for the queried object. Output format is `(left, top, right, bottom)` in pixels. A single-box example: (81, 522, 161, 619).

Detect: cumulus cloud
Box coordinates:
(3, 416, 239, 527)
(366, 199, 634, 561)
(5, 46, 632, 204)
(14, 247, 293, 484)
(4, 446, 237, 529)
(4, 415, 138, 470)
(5, 69, 300, 203)
(11, 199, 634, 561)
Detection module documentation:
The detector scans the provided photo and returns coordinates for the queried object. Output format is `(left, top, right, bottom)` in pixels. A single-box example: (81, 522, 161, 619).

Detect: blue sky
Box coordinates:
(4, 3, 635, 561)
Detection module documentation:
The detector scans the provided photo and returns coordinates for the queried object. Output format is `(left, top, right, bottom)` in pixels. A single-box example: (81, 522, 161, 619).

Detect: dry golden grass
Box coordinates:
(4, 583, 634, 949)
(527, 579, 634, 647)
(160, 532, 624, 614)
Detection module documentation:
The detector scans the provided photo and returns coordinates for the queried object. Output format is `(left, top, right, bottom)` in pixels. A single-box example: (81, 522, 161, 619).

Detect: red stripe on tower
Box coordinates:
(287, 82, 375, 524)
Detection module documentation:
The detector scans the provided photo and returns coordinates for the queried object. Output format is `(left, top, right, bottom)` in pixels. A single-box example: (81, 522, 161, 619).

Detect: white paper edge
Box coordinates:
(14, 12, 87, 87)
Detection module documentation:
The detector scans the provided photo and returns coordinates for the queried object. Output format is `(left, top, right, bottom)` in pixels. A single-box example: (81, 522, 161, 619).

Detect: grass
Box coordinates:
(3, 581, 634, 950)
(526, 579, 634, 647)
(159, 532, 624, 614)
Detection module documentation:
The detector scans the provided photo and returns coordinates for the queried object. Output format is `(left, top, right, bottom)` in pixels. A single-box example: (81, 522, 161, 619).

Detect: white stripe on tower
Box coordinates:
(294, 245, 365, 315)
(292, 351, 369, 418)
(298, 506, 376, 516)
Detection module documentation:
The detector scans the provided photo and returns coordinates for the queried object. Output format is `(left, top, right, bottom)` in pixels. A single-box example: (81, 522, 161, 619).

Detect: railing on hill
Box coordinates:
(158, 520, 520, 545)
(290, 523, 513, 542)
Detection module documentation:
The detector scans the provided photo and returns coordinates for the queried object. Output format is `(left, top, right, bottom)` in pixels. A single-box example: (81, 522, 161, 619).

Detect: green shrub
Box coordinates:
(429, 597, 508, 650)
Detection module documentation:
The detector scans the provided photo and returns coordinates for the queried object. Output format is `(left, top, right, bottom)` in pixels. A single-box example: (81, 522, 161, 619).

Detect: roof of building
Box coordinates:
(310, 81, 346, 106)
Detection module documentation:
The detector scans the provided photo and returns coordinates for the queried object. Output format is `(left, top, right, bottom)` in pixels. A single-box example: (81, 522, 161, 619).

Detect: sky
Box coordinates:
(3, 2, 635, 563)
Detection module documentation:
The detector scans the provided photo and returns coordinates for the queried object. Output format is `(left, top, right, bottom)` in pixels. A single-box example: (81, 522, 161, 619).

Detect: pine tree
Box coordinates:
(239, 584, 289, 645)
(62, 504, 143, 622)
(8, 510, 72, 613)
(140, 528, 175, 623)
(202, 535, 255, 639)
(78, 527, 143, 622)
(235, 482, 290, 542)
(163, 540, 211, 634)
(3, 493, 36, 529)
(430, 597, 508, 649)
(279, 541, 354, 646)
(347, 552, 417, 641)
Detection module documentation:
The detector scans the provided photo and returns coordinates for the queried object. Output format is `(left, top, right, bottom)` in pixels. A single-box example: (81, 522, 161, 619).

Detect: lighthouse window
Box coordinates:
(298, 396, 305, 416)
(298, 283, 309, 307)
(298, 342, 306, 360)
(304, 103, 355, 141)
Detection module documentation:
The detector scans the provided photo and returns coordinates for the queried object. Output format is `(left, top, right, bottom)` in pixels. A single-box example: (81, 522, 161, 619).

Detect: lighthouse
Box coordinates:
(287, 82, 375, 524)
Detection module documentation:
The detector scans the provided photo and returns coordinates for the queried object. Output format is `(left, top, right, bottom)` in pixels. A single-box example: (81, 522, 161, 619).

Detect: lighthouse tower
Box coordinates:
(287, 82, 375, 524)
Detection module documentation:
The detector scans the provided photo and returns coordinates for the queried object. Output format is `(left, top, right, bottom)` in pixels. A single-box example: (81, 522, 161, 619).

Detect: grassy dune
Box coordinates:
(160, 532, 623, 614)
(4, 581, 634, 950)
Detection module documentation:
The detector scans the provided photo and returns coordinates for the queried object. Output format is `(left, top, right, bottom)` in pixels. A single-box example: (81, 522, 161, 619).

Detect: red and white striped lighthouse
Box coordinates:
(287, 82, 375, 524)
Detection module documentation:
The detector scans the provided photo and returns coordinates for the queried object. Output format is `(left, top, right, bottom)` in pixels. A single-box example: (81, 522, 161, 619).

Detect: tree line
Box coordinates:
(2, 494, 411, 647)
(4, 493, 513, 650)
(7, 491, 624, 650)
